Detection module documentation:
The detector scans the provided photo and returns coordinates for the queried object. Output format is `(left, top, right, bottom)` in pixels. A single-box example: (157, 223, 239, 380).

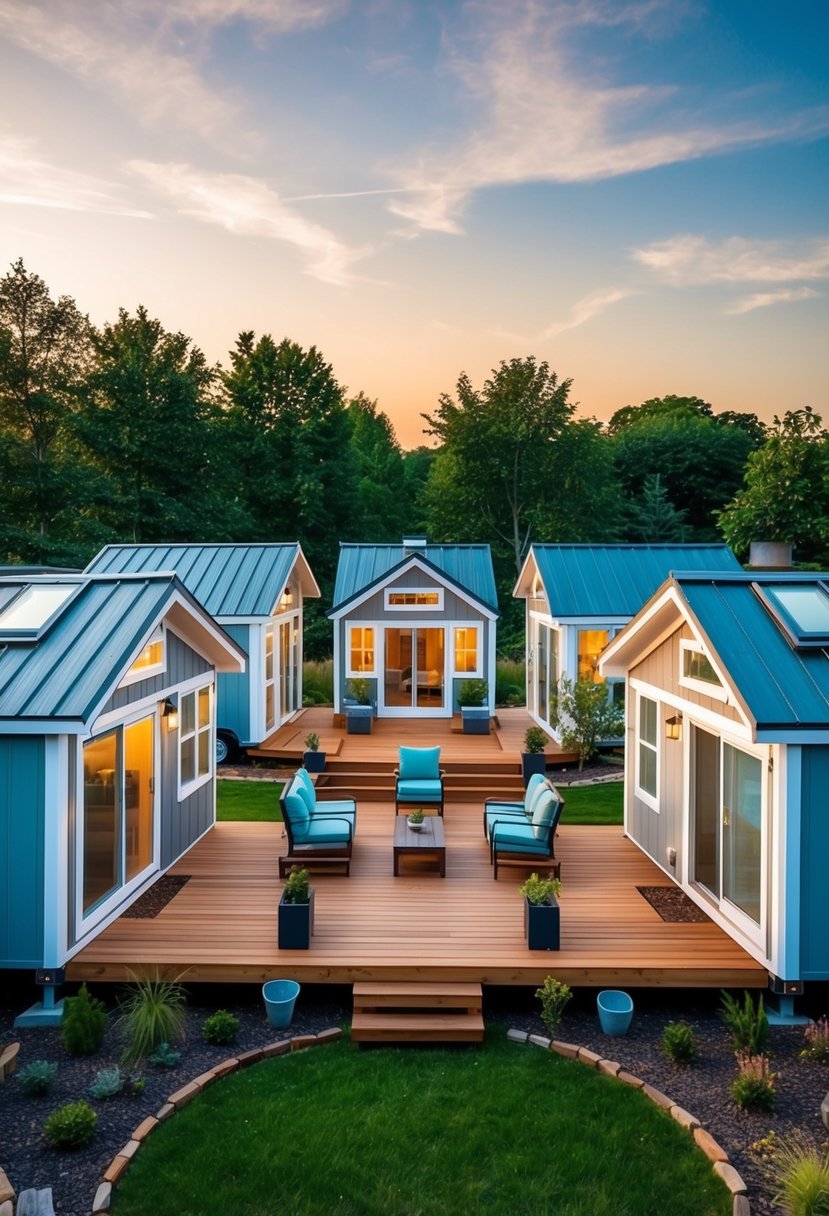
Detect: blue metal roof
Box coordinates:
(677, 573, 829, 730)
(86, 543, 318, 618)
(332, 542, 498, 613)
(525, 544, 741, 618)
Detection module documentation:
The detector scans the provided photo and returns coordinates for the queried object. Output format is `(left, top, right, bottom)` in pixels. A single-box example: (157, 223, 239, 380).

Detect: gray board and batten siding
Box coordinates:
(345, 568, 486, 624)
(101, 630, 215, 716)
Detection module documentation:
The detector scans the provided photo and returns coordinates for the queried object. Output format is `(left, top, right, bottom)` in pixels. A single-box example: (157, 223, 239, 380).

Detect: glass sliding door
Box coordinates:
(415, 628, 444, 708)
(692, 726, 720, 897)
(383, 626, 446, 712)
(124, 717, 154, 883)
(536, 625, 548, 725)
(722, 744, 763, 926)
(82, 731, 119, 914)
(279, 619, 298, 719)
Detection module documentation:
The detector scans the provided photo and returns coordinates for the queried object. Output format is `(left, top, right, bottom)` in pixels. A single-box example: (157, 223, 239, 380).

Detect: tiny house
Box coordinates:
(600, 570, 829, 989)
(329, 538, 498, 719)
(0, 571, 244, 986)
(86, 544, 320, 761)
(513, 544, 741, 740)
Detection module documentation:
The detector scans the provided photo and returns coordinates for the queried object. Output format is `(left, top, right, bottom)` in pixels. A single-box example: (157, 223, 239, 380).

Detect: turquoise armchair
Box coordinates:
(394, 745, 445, 816)
(489, 784, 564, 880)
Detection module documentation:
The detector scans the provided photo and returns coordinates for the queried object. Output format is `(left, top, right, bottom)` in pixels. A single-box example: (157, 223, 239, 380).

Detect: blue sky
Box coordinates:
(1, 0, 827, 446)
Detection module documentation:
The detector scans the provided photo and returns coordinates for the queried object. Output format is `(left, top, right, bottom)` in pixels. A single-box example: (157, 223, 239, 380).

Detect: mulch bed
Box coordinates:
(2, 985, 828, 1216)
(638, 885, 713, 923)
(120, 875, 190, 919)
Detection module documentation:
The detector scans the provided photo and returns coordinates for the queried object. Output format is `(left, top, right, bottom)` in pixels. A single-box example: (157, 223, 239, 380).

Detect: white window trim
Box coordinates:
(635, 691, 659, 811)
(385, 587, 444, 611)
(178, 682, 214, 799)
(679, 638, 729, 702)
(119, 624, 166, 688)
(264, 623, 276, 733)
(451, 621, 482, 677)
(346, 623, 378, 677)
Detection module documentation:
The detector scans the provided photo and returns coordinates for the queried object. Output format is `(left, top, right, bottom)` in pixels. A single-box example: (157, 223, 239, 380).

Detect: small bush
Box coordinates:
(458, 678, 488, 707)
(44, 1100, 97, 1149)
(763, 1133, 829, 1216)
(147, 1042, 181, 1069)
(720, 989, 769, 1056)
(131, 1077, 146, 1096)
(89, 1066, 123, 1100)
(661, 1020, 698, 1065)
(282, 865, 311, 904)
(202, 1010, 240, 1046)
(535, 976, 572, 1039)
(61, 983, 107, 1056)
(731, 1052, 776, 1112)
(519, 872, 560, 906)
(18, 1059, 57, 1096)
(117, 973, 187, 1069)
(800, 1015, 829, 1064)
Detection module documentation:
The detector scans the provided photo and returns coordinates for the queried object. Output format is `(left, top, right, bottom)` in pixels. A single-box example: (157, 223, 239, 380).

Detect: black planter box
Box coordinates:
(524, 896, 560, 951)
(461, 706, 490, 735)
(278, 890, 315, 949)
(303, 751, 326, 773)
(521, 753, 547, 787)
(346, 705, 373, 734)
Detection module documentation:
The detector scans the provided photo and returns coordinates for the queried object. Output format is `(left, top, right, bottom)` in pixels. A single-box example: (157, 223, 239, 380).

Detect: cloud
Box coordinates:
(128, 160, 367, 284)
(0, 132, 151, 218)
(386, 0, 829, 235)
(725, 287, 820, 315)
(632, 234, 829, 285)
(496, 286, 632, 343)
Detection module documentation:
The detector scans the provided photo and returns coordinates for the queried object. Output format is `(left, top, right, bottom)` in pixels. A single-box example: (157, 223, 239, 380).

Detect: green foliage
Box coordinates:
(623, 472, 689, 542)
(730, 1052, 776, 1111)
(458, 678, 488, 706)
(495, 658, 525, 706)
(18, 1059, 57, 1096)
(217, 780, 282, 823)
(800, 1016, 829, 1063)
(282, 866, 311, 904)
(661, 1021, 698, 1065)
(303, 732, 320, 751)
(762, 1134, 829, 1216)
(89, 1065, 124, 1099)
(523, 726, 547, 753)
(202, 1010, 241, 1046)
(347, 392, 412, 540)
(132, 1077, 147, 1095)
(117, 974, 187, 1069)
(407, 808, 425, 824)
(346, 677, 371, 705)
(720, 990, 769, 1056)
(147, 1042, 181, 1069)
(302, 660, 334, 704)
(535, 976, 572, 1038)
(519, 873, 560, 905)
(552, 678, 624, 770)
(61, 983, 107, 1057)
(43, 1100, 97, 1149)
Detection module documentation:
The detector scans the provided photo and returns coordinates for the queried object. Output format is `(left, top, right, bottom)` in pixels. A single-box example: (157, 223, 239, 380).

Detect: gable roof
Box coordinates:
(601, 571, 829, 737)
(514, 544, 741, 618)
(86, 543, 320, 618)
(0, 573, 245, 727)
(332, 542, 498, 613)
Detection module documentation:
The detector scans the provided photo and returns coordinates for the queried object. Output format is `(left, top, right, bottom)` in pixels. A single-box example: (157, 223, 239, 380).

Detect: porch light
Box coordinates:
(161, 697, 179, 731)
(665, 714, 682, 741)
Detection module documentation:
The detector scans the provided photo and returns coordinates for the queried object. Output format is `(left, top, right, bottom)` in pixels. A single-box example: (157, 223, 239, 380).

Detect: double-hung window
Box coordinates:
(636, 694, 658, 808)
(180, 684, 213, 795)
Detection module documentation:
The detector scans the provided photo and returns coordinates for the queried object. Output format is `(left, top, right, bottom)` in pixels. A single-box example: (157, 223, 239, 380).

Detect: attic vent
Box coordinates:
(403, 536, 427, 552)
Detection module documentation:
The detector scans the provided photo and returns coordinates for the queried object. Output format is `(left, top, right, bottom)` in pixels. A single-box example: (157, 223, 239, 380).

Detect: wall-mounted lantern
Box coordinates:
(665, 713, 683, 741)
(161, 697, 179, 731)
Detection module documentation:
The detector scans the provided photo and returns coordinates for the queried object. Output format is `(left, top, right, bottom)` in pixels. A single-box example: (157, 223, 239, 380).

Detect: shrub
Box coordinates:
(459, 678, 488, 707)
(117, 974, 187, 1069)
(763, 1133, 829, 1216)
(61, 983, 107, 1056)
(89, 1066, 123, 1099)
(720, 989, 769, 1056)
(131, 1077, 146, 1096)
(495, 659, 525, 706)
(519, 873, 560, 906)
(282, 865, 311, 904)
(303, 732, 320, 752)
(202, 1010, 240, 1046)
(731, 1052, 776, 1112)
(346, 677, 371, 705)
(661, 1020, 698, 1065)
(302, 659, 333, 704)
(18, 1059, 57, 1096)
(551, 677, 624, 770)
(535, 976, 572, 1039)
(523, 727, 547, 754)
(147, 1042, 181, 1069)
(43, 1100, 97, 1149)
(800, 1015, 829, 1064)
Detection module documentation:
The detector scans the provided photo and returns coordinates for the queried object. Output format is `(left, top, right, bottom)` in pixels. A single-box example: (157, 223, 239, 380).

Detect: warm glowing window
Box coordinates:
(349, 626, 375, 673)
(180, 685, 213, 793)
(386, 589, 443, 609)
(679, 640, 726, 699)
(577, 630, 609, 683)
(122, 627, 165, 685)
(453, 626, 479, 674)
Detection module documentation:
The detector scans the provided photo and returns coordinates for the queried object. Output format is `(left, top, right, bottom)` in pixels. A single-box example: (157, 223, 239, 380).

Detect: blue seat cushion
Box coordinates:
(485, 806, 528, 841)
(314, 798, 356, 821)
(531, 790, 560, 840)
(491, 822, 550, 853)
(294, 776, 316, 816)
(397, 779, 442, 802)
(524, 773, 548, 817)
(283, 790, 311, 840)
(398, 746, 441, 781)
(303, 819, 352, 845)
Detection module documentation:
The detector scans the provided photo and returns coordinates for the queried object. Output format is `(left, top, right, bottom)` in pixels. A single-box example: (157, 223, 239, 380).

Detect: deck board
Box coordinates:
(67, 802, 766, 990)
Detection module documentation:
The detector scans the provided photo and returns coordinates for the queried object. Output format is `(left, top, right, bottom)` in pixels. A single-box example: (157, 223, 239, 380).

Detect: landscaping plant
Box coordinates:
(407, 808, 425, 825)
(720, 989, 769, 1056)
(458, 678, 488, 706)
(800, 1015, 829, 1064)
(303, 732, 320, 751)
(762, 1133, 829, 1216)
(202, 1010, 241, 1046)
(282, 866, 311, 904)
(519, 873, 561, 906)
(18, 1059, 57, 1096)
(731, 1051, 777, 1112)
(661, 1020, 699, 1066)
(535, 975, 571, 1038)
(523, 726, 547, 754)
(43, 1100, 97, 1150)
(61, 983, 107, 1056)
(89, 1066, 124, 1100)
(147, 1042, 181, 1069)
(302, 659, 333, 705)
(117, 973, 187, 1069)
(550, 677, 624, 770)
(346, 677, 371, 705)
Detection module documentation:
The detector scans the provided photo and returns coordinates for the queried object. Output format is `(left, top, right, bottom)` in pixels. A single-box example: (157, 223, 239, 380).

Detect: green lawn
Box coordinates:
(558, 780, 623, 825)
(113, 1033, 729, 1216)
(216, 779, 283, 821)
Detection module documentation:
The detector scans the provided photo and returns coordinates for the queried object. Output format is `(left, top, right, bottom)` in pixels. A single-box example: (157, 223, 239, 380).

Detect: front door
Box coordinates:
(382, 627, 447, 715)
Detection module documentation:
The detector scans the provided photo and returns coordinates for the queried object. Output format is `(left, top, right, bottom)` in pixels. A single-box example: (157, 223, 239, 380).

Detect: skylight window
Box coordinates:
(0, 583, 75, 633)
(757, 582, 829, 648)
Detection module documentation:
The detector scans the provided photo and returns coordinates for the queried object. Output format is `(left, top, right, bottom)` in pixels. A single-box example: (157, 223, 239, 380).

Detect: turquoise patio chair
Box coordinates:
(278, 769, 356, 876)
(482, 771, 548, 839)
(489, 784, 564, 880)
(394, 745, 445, 816)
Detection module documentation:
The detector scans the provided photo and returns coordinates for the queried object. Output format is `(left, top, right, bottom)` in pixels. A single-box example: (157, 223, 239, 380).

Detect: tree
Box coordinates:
(347, 393, 409, 539)
(606, 394, 713, 435)
(552, 677, 624, 770)
(623, 473, 689, 542)
(718, 407, 829, 565)
(0, 258, 92, 561)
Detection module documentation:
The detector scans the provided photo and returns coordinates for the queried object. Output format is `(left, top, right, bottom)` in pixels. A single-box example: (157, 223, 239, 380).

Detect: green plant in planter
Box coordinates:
(524, 726, 547, 754)
(282, 865, 311, 904)
(202, 1010, 241, 1045)
(18, 1059, 57, 1096)
(116, 973, 187, 1069)
(661, 1020, 698, 1065)
(519, 873, 560, 905)
(347, 678, 371, 705)
(303, 732, 320, 752)
(61, 983, 107, 1056)
(407, 808, 425, 825)
(44, 1100, 97, 1149)
(535, 975, 572, 1037)
(459, 678, 488, 707)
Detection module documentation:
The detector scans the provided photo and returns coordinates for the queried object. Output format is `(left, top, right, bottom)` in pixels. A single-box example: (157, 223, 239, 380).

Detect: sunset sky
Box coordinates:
(1, 0, 827, 448)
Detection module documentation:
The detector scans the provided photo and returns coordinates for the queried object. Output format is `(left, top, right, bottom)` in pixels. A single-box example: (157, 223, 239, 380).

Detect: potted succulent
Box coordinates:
(458, 678, 490, 734)
(345, 678, 373, 734)
(278, 866, 314, 950)
(302, 732, 326, 773)
(522, 726, 548, 787)
(519, 872, 561, 951)
(406, 808, 425, 833)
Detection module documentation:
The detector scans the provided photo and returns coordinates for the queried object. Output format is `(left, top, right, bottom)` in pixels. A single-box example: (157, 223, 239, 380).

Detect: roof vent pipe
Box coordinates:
(402, 536, 427, 554)
(748, 541, 793, 570)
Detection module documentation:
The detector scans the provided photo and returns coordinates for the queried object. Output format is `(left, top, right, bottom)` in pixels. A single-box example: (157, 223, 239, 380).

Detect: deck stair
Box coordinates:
(351, 981, 484, 1044)
(316, 759, 525, 803)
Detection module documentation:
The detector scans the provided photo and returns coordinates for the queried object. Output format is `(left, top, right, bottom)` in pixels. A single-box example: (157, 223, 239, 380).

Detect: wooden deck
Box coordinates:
(67, 801, 766, 991)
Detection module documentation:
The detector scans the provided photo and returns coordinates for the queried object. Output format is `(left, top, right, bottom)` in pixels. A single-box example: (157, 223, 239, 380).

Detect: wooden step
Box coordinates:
(351, 981, 484, 1043)
(353, 981, 482, 1009)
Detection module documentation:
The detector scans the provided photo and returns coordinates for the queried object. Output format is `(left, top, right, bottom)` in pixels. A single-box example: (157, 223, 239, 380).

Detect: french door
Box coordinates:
(382, 627, 447, 714)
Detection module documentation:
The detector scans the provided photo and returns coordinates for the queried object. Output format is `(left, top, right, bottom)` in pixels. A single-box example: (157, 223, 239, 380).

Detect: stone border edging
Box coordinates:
(90, 1027, 343, 1214)
(507, 1028, 751, 1216)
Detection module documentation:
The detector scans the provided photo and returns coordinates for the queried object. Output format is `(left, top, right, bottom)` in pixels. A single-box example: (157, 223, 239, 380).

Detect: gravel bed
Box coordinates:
(2, 983, 827, 1216)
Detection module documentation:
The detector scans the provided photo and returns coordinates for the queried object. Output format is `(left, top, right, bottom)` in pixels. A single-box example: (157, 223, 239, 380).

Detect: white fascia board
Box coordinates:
(599, 585, 683, 674)
(330, 555, 497, 622)
(0, 718, 86, 734)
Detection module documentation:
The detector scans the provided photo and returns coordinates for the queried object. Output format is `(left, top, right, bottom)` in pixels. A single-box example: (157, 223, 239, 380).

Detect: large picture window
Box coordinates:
(180, 685, 213, 794)
(636, 694, 658, 807)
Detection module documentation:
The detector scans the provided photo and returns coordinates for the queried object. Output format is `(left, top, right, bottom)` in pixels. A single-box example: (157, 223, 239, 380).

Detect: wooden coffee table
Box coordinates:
(393, 815, 446, 877)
